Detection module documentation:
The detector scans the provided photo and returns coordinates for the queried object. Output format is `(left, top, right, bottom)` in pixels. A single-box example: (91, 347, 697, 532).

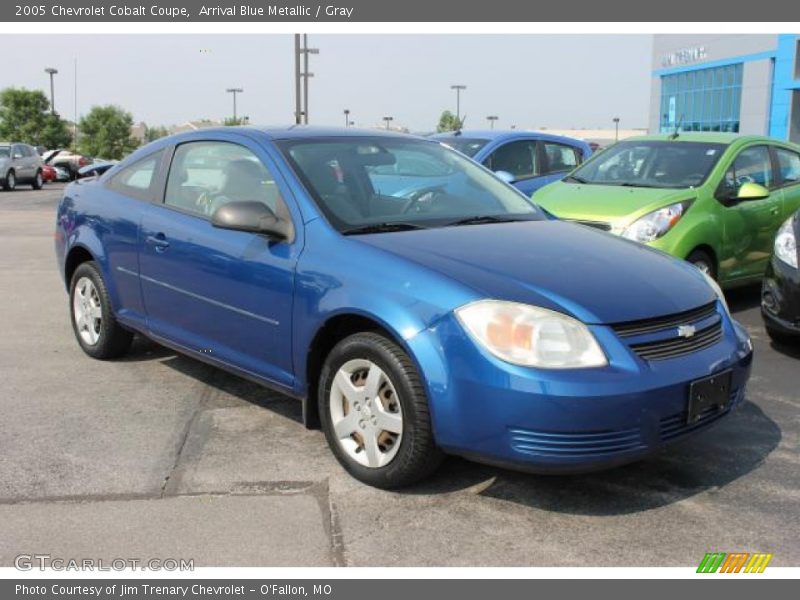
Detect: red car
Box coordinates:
(42, 164, 57, 183)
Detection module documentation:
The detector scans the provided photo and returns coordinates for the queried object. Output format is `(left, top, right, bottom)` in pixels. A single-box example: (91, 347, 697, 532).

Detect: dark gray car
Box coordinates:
(1, 142, 44, 191)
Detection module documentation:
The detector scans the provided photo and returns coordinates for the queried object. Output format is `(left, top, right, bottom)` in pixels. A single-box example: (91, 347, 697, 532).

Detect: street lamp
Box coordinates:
(450, 84, 467, 123)
(486, 115, 499, 130)
(613, 117, 620, 142)
(44, 67, 58, 115)
(382, 116, 394, 130)
(226, 88, 243, 122)
(294, 34, 319, 124)
(344, 109, 350, 127)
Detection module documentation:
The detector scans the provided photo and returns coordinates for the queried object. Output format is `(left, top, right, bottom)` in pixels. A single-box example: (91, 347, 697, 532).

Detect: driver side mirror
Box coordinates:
(494, 170, 516, 184)
(211, 201, 293, 241)
(736, 182, 769, 201)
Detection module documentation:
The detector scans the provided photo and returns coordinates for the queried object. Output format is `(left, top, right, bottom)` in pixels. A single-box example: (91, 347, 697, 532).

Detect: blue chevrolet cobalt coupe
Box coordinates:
(55, 127, 753, 488)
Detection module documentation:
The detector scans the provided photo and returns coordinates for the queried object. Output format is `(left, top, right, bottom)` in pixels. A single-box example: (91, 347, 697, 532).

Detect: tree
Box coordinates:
(78, 105, 138, 159)
(224, 116, 249, 126)
(0, 87, 72, 148)
(144, 125, 169, 143)
(436, 110, 463, 133)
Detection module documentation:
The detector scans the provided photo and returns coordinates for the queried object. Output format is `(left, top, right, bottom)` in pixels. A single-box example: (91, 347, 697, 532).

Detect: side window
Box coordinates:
(11, 145, 22, 159)
(482, 140, 538, 180)
(107, 150, 163, 201)
(164, 141, 285, 218)
(718, 146, 774, 198)
(542, 142, 580, 174)
(775, 147, 800, 186)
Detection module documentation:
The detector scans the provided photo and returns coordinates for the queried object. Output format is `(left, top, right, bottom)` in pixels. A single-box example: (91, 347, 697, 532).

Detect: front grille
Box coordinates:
(610, 301, 722, 361)
(568, 219, 612, 231)
(611, 302, 717, 337)
(628, 322, 723, 361)
(509, 426, 644, 458)
(659, 387, 739, 441)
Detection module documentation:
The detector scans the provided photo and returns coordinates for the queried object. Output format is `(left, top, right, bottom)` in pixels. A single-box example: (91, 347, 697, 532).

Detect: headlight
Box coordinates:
(774, 215, 798, 269)
(621, 201, 692, 243)
(455, 300, 607, 369)
(700, 269, 730, 316)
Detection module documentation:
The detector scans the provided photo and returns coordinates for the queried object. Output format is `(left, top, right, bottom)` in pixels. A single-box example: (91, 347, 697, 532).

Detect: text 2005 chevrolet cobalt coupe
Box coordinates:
(55, 127, 753, 488)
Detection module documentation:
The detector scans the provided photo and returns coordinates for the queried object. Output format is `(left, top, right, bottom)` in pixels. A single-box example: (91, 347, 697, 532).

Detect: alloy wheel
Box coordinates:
(328, 358, 403, 468)
(73, 276, 103, 345)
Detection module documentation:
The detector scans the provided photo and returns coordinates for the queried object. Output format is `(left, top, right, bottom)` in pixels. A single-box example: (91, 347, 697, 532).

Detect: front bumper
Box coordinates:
(761, 256, 800, 337)
(408, 305, 753, 473)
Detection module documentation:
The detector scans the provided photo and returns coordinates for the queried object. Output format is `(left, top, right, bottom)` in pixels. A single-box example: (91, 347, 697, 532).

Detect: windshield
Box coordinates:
(277, 137, 542, 233)
(0, 146, 9, 159)
(437, 137, 490, 158)
(569, 140, 727, 189)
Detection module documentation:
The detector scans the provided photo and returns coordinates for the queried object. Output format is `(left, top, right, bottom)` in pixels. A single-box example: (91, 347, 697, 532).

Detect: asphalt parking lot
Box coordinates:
(1, 184, 798, 567)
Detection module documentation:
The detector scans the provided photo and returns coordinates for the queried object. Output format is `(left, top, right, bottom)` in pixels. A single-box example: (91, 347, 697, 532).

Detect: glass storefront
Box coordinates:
(659, 64, 743, 133)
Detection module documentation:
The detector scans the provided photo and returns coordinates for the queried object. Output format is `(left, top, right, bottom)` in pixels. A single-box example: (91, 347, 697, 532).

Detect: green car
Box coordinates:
(534, 133, 800, 287)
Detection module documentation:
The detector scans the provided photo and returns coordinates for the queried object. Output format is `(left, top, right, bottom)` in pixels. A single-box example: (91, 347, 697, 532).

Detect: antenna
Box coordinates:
(668, 114, 684, 140)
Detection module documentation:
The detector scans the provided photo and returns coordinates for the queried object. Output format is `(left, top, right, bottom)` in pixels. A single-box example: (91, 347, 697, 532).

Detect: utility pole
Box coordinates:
(226, 88, 243, 122)
(383, 116, 394, 130)
(44, 67, 58, 115)
(294, 35, 319, 124)
(344, 109, 350, 127)
(486, 115, 499, 129)
(450, 84, 466, 123)
(294, 34, 302, 124)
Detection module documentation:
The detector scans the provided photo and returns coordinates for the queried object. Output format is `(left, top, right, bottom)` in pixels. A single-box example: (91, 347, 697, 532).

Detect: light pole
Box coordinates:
(382, 116, 394, 130)
(613, 117, 620, 142)
(486, 115, 499, 129)
(344, 109, 350, 127)
(44, 67, 58, 115)
(450, 84, 466, 123)
(226, 88, 243, 122)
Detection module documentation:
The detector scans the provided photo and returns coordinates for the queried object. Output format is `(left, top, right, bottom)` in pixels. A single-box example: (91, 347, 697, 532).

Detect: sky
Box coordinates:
(0, 34, 653, 132)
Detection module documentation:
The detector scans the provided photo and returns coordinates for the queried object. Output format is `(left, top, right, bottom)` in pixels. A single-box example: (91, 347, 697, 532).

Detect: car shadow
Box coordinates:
(118, 335, 781, 517)
(403, 400, 781, 516)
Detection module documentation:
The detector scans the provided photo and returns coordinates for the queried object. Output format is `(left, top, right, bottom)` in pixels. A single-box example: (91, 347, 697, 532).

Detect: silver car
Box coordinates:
(1, 142, 45, 191)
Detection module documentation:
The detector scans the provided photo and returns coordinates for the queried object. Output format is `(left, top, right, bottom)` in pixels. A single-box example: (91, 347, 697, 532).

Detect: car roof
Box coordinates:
(430, 129, 590, 147)
(184, 125, 422, 141)
(619, 132, 779, 145)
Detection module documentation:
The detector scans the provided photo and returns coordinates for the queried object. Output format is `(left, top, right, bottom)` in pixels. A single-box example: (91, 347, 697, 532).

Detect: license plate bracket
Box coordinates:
(687, 370, 732, 424)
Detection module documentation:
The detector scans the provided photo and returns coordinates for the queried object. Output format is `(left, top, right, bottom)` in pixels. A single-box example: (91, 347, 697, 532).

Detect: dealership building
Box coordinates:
(650, 34, 800, 142)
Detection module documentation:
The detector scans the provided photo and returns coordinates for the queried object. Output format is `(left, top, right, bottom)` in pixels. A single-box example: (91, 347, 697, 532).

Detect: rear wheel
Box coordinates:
(318, 332, 443, 488)
(687, 249, 717, 280)
(32, 170, 43, 190)
(3, 170, 15, 191)
(69, 261, 133, 359)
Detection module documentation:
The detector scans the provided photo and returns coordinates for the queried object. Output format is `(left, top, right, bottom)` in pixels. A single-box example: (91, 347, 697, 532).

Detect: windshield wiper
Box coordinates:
(341, 222, 428, 235)
(618, 182, 662, 188)
(563, 175, 589, 184)
(446, 215, 535, 227)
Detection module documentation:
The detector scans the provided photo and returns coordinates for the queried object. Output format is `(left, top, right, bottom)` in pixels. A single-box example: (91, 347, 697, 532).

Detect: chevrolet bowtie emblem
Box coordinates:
(677, 324, 697, 338)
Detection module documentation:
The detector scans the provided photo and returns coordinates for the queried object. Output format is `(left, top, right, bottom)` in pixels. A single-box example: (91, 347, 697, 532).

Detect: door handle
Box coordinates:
(769, 207, 780, 215)
(145, 233, 170, 252)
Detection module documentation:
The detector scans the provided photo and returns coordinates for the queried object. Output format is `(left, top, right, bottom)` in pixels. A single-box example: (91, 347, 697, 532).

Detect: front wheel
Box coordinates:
(318, 332, 443, 488)
(3, 170, 15, 191)
(69, 261, 133, 359)
(687, 249, 717, 280)
(32, 170, 43, 190)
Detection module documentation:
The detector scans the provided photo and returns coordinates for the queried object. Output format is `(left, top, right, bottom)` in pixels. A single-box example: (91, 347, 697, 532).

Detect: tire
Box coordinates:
(3, 170, 15, 191)
(69, 261, 133, 359)
(686, 249, 717, 280)
(766, 324, 798, 346)
(32, 170, 43, 190)
(318, 332, 444, 488)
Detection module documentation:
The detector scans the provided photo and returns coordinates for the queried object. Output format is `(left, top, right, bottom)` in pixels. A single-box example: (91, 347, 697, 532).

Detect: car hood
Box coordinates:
(534, 181, 698, 223)
(355, 220, 715, 324)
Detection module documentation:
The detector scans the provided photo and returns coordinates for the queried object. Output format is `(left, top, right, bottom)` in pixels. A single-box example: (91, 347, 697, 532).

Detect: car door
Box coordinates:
(773, 145, 800, 219)
(538, 140, 583, 190)
(715, 144, 782, 281)
(481, 139, 542, 195)
(137, 137, 300, 389)
(11, 145, 30, 180)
